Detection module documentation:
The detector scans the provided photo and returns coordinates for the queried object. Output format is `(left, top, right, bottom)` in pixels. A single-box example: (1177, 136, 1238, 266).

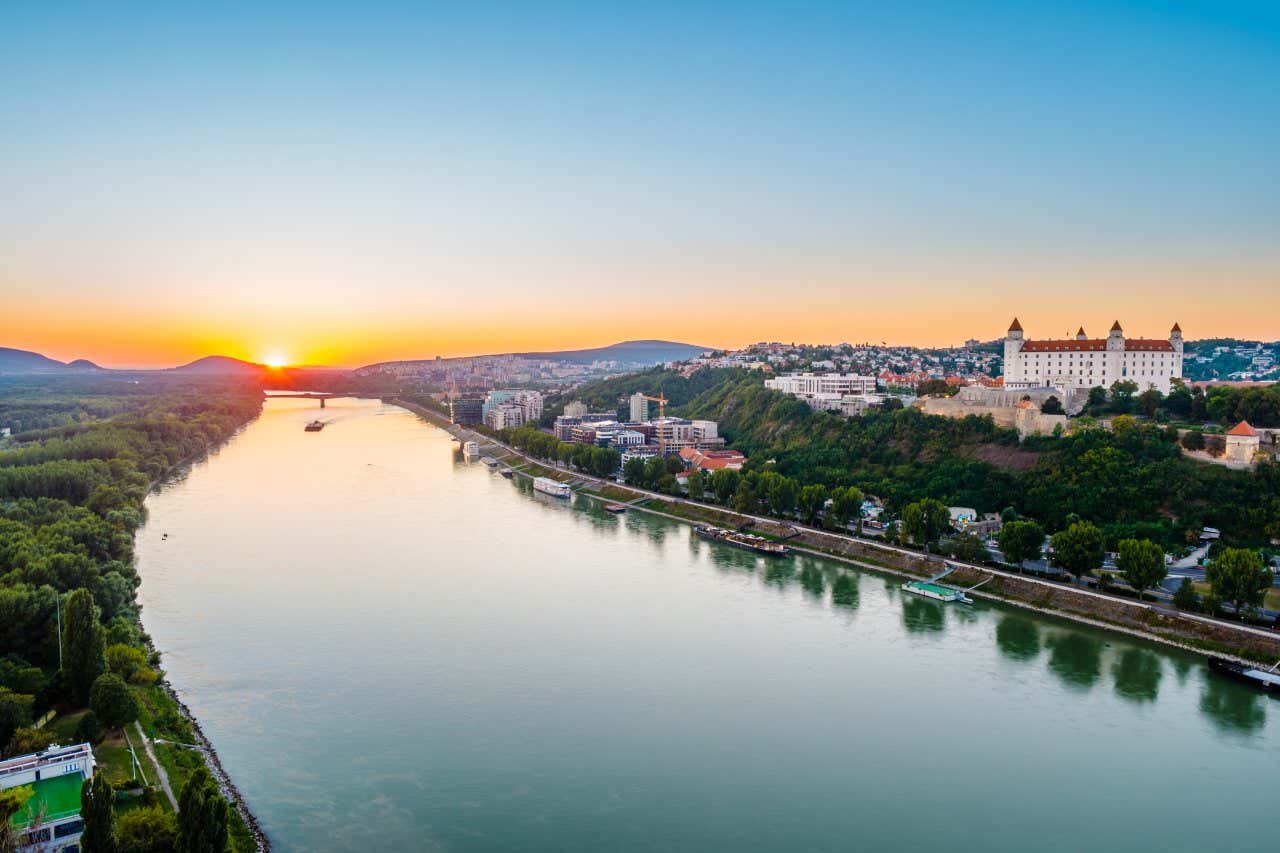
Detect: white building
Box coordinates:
(629, 392, 649, 423)
(765, 372, 877, 396)
(1002, 319, 1183, 395)
(483, 389, 543, 424)
(1, 742, 96, 851)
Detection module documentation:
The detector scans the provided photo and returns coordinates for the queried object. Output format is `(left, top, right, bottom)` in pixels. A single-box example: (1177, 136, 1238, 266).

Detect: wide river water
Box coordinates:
(137, 398, 1278, 852)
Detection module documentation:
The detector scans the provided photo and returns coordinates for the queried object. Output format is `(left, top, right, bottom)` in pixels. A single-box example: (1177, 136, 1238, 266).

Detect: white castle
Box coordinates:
(1003, 318, 1183, 395)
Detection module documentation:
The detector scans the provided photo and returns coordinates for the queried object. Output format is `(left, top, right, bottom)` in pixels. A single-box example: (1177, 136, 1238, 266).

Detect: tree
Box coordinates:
(105, 644, 147, 682)
(118, 806, 177, 853)
(711, 469, 739, 504)
(176, 767, 229, 853)
(1109, 380, 1139, 414)
(63, 588, 105, 706)
(998, 520, 1044, 569)
(827, 486, 863, 531)
(686, 470, 705, 501)
(89, 674, 138, 730)
(1, 785, 34, 853)
(901, 498, 950, 546)
(1137, 388, 1163, 418)
(1172, 577, 1199, 611)
(4, 727, 55, 759)
(0, 689, 34, 754)
(949, 533, 987, 563)
(1116, 538, 1166, 599)
(1086, 386, 1108, 412)
(1205, 548, 1271, 616)
(80, 772, 117, 853)
(1040, 396, 1065, 416)
(1180, 430, 1205, 451)
(621, 457, 645, 487)
(1050, 521, 1105, 577)
(797, 484, 827, 525)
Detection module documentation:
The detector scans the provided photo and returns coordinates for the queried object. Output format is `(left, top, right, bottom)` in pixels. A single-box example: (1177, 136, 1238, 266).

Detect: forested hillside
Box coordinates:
(683, 375, 1278, 547)
(541, 366, 750, 424)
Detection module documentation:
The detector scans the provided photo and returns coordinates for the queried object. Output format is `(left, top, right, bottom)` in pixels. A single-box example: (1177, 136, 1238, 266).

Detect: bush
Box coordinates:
(75, 710, 103, 744)
(118, 805, 178, 853)
(89, 673, 139, 729)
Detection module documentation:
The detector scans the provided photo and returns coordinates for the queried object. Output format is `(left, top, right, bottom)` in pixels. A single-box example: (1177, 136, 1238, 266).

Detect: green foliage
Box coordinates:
(1040, 395, 1065, 416)
(541, 367, 751, 424)
(901, 498, 950, 546)
(827, 486, 863, 530)
(998, 520, 1044, 567)
(0, 689, 34, 752)
(710, 469, 739, 504)
(89, 673, 139, 729)
(948, 532, 987, 563)
(1205, 548, 1271, 614)
(75, 710, 103, 745)
(176, 767, 230, 853)
(686, 470, 705, 501)
(797, 484, 826, 525)
(1115, 538, 1167, 597)
(117, 806, 178, 853)
(1050, 521, 1106, 577)
(498, 427, 620, 478)
(105, 644, 153, 683)
(1172, 577, 1199, 611)
(4, 727, 55, 759)
(80, 772, 117, 853)
(63, 588, 105, 707)
(1180, 430, 1205, 451)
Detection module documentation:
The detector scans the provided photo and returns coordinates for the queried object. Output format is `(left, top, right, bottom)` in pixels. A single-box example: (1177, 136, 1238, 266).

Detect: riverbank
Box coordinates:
(391, 397, 1280, 667)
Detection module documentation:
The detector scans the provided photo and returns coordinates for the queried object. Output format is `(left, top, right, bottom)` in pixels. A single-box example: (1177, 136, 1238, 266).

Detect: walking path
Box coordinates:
(135, 719, 178, 810)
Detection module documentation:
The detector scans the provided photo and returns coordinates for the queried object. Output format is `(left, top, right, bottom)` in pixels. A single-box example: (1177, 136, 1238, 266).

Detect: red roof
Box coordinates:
(1018, 338, 1173, 353)
(1227, 421, 1258, 437)
(1110, 320, 1123, 332)
(1008, 317, 1023, 332)
(1171, 322, 1182, 333)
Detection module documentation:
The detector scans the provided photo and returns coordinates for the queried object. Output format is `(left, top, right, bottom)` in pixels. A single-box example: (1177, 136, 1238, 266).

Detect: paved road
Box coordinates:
(136, 720, 178, 810)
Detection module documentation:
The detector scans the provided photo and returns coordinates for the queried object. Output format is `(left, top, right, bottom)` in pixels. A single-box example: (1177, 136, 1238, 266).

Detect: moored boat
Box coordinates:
(901, 580, 971, 604)
(304, 420, 325, 432)
(500, 469, 514, 479)
(480, 456, 499, 468)
(604, 503, 626, 513)
(1208, 657, 1280, 695)
(462, 440, 479, 457)
(533, 476, 572, 498)
(693, 525, 790, 556)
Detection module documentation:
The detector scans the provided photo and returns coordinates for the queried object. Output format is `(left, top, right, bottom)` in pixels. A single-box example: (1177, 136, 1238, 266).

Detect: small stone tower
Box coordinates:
(1107, 320, 1125, 351)
(1170, 322, 1184, 353)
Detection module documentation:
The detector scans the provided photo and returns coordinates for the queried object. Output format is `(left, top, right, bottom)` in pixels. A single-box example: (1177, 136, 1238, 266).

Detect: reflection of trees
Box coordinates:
(1199, 676, 1267, 735)
(1046, 632, 1103, 689)
(831, 575, 860, 610)
(764, 561, 796, 588)
(799, 564, 825, 598)
(902, 596, 945, 633)
(1170, 655, 1193, 686)
(1111, 648, 1162, 703)
(995, 616, 1040, 662)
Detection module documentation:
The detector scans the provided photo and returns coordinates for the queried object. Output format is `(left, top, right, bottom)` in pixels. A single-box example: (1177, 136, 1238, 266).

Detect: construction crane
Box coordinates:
(640, 394, 669, 455)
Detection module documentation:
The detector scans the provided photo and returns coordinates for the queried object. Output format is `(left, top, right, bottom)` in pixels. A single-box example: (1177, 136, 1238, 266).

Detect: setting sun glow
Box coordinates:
(262, 353, 289, 369)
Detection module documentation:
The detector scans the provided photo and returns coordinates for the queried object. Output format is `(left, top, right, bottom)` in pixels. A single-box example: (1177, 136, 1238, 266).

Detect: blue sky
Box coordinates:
(2, 1, 1277, 365)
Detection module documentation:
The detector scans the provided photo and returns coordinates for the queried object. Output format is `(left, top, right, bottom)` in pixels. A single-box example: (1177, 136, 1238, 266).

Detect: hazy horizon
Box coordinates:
(4, 1, 1278, 367)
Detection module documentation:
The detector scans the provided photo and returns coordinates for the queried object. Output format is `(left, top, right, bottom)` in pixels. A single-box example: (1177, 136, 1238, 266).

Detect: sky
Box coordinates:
(2, 1, 1278, 368)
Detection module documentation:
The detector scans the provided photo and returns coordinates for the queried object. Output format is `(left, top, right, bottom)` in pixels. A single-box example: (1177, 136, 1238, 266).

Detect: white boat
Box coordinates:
(462, 441, 479, 457)
(533, 477, 571, 498)
(480, 456, 499, 468)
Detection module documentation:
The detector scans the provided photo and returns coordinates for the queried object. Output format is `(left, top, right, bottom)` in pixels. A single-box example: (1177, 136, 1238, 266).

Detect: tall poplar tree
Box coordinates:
(62, 589, 104, 707)
(80, 773, 117, 853)
(177, 767, 229, 853)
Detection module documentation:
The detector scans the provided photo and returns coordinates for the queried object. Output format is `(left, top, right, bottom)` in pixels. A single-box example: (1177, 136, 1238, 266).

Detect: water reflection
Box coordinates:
(763, 560, 796, 588)
(996, 616, 1040, 662)
(902, 596, 945, 633)
(1111, 648, 1162, 703)
(799, 563, 825, 599)
(1200, 676, 1267, 734)
(831, 574, 860, 610)
(1046, 632, 1103, 689)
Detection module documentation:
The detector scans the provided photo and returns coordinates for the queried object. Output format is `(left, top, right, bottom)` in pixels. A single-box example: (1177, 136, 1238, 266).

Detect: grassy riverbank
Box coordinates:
(0, 375, 266, 850)
(391, 397, 1280, 666)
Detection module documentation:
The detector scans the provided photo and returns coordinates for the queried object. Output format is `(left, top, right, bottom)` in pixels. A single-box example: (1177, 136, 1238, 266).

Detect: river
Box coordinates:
(136, 397, 1279, 852)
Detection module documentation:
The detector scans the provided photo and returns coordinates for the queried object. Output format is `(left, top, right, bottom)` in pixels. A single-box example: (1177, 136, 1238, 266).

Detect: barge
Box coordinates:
(901, 579, 972, 604)
(1208, 657, 1280, 695)
(304, 420, 325, 432)
(533, 477, 572, 498)
(693, 525, 791, 556)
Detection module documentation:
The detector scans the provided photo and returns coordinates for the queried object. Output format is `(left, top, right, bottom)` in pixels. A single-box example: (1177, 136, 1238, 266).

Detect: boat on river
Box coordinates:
(604, 503, 627, 513)
(693, 525, 791, 556)
(901, 579, 972, 604)
(462, 441, 479, 458)
(533, 477, 572, 498)
(304, 420, 325, 432)
(480, 456, 499, 468)
(1208, 657, 1280, 695)
(500, 469, 514, 479)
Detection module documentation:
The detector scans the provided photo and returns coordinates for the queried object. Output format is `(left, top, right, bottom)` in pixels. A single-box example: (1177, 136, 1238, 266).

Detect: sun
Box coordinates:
(262, 352, 290, 369)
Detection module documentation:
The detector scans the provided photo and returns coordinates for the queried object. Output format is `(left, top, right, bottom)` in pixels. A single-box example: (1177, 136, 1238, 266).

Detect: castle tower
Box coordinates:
(1170, 322, 1184, 353)
(1075, 326, 1087, 341)
(1107, 320, 1124, 351)
(1004, 318, 1025, 386)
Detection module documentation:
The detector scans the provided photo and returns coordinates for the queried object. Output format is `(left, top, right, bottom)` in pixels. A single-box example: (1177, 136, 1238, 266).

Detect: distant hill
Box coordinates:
(514, 340, 710, 365)
(168, 355, 267, 375)
(65, 358, 104, 371)
(0, 347, 67, 373)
